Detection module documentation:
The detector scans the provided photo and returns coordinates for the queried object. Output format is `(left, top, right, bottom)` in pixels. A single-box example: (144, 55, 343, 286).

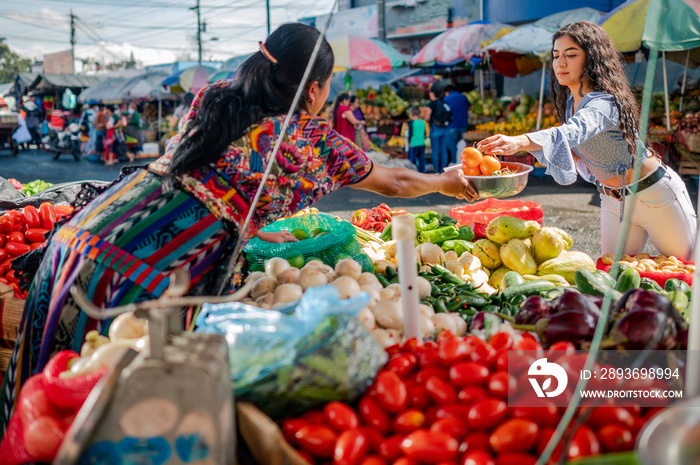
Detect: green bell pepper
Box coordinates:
(416, 217, 441, 231)
(439, 214, 458, 226)
(415, 211, 440, 221)
(441, 239, 474, 256)
(456, 225, 475, 241)
(420, 225, 459, 244)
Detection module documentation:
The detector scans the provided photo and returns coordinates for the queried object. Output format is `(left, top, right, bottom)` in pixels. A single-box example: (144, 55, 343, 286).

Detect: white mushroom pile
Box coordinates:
(245, 257, 468, 348)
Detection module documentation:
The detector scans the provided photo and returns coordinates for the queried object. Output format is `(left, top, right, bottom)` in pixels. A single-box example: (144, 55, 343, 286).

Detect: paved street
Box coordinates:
(2, 147, 697, 259)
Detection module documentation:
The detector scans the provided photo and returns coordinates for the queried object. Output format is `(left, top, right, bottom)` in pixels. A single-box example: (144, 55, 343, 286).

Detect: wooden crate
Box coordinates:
(0, 284, 24, 378)
(237, 402, 310, 465)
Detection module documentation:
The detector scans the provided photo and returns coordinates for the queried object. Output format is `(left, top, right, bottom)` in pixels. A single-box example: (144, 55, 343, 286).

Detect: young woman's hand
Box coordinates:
(439, 169, 479, 202)
(477, 134, 529, 156)
(255, 230, 299, 243)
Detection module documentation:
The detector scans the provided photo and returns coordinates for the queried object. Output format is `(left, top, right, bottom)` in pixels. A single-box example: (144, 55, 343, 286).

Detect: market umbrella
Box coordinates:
(600, 0, 700, 126)
(120, 71, 171, 100)
(209, 70, 237, 83)
(328, 35, 411, 72)
(210, 54, 254, 83)
(410, 21, 510, 67)
(162, 65, 217, 94)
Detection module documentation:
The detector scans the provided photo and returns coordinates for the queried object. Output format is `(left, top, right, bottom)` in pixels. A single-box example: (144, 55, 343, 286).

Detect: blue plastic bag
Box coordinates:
(196, 285, 387, 417)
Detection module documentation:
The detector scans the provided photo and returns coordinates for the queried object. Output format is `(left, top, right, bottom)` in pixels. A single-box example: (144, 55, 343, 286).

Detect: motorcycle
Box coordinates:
(45, 121, 81, 161)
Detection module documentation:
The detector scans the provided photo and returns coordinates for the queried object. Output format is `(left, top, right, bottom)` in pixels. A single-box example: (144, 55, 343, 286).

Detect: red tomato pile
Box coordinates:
(0, 203, 73, 299)
(282, 332, 659, 465)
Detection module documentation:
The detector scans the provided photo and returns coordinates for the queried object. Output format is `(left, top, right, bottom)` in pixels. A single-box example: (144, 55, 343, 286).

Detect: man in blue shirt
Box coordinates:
(444, 84, 471, 165)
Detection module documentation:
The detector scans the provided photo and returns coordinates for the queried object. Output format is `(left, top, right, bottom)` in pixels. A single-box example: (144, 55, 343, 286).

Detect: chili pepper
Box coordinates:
(352, 208, 370, 226)
(390, 208, 408, 215)
(434, 297, 449, 313)
(372, 208, 391, 223)
(379, 224, 393, 242)
(456, 293, 490, 306)
(431, 264, 464, 285)
(420, 225, 459, 244)
(456, 225, 475, 242)
(445, 299, 463, 312)
(378, 203, 392, 212)
(375, 273, 390, 288)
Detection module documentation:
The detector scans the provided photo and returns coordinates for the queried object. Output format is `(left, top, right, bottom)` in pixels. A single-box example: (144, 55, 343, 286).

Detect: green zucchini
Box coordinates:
(543, 286, 578, 301)
(574, 268, 623, 300)
(607, 262, 630, 280)
(614, 268, 641, 293)
(503, 271, 525, 288)
(664, 278, 691, 294)
(667, 290, 690, 317)
(640, 277, 665, 293)
(594, 270, 617, 289)
(500, 280, 555, 302)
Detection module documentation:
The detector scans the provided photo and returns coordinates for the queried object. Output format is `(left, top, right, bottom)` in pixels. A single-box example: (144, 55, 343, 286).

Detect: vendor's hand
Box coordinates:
(439, 169, 479, 202)
(255, 230, 299, 244)
(477, 134, 527, 156)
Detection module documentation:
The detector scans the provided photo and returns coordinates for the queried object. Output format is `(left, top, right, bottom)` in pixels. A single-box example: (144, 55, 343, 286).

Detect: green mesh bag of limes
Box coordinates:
(243, 213, 373, 272)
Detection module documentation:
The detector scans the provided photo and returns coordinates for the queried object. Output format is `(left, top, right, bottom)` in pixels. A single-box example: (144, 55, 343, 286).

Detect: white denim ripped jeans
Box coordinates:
(600, 167, 698, 261)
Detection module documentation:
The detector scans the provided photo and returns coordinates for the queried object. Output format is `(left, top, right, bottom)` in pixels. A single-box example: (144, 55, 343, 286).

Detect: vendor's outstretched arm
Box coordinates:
(477, 134, 543, 156)
(351, 164, 479, 202)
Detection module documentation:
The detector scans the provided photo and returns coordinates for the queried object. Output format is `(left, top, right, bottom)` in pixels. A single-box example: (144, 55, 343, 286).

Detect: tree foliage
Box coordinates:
(0, 38, 32, 84)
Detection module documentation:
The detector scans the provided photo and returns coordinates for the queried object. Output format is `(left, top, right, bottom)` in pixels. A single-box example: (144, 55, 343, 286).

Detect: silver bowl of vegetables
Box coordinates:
(451, 161, 534, 199)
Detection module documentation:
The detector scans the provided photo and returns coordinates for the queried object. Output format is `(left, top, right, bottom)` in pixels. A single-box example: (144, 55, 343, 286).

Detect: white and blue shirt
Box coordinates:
(527, 92, 649, 185)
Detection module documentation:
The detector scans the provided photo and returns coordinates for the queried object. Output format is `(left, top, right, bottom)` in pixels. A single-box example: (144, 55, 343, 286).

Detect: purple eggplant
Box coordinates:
(470, 312, 486, 331)
(514, 295, 552, 325)
(533, 310, 597, 347)
(608, 308, 677, 350)
(624, 289, 684, 323)
(554, 291, 601, 320)
(676, 327, 688, 350)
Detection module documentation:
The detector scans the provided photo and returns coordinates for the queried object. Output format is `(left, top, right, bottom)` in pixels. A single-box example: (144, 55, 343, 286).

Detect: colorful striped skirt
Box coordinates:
(2, 169, 235, 427)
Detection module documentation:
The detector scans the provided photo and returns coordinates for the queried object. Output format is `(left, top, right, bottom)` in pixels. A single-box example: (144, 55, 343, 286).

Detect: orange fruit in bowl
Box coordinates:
(461, 147, 483, 168)
(479, 156, 502, 175)
(462, 164, 482, 176)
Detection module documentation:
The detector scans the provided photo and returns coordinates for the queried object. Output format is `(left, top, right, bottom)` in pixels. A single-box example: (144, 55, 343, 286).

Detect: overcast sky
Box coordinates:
(0, 0, 336, 67)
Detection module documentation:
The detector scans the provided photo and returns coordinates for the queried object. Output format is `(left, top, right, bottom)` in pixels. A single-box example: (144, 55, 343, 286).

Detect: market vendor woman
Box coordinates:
(2, 23, 477, 422)
(478, 22, 697, 261)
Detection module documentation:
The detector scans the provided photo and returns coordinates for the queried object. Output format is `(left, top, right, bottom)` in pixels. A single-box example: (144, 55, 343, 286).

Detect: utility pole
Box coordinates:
(266, 0, 271, 37)
(191, 0, 202, 64)
(70, 10, 76, 71)
(377, 0, 386, 42)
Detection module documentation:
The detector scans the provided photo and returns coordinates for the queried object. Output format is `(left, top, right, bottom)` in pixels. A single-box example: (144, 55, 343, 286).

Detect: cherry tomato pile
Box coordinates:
(282, 332, 659, 465)
(0, 203, 73, 299)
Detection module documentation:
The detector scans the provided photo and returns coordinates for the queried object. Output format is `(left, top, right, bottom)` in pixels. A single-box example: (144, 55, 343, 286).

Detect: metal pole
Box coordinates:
(266, 0, 271, 37)
(70, 10, 76, 73)
(196, 0, 202, 64)
(679, 49, 691, 112)
(536, 61, 545, 130)
(377, 0, 386, 43)
(662, 51, 671, 131)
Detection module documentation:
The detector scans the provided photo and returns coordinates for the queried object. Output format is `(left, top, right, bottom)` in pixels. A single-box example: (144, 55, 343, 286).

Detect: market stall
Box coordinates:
(0, 161, 695, 464)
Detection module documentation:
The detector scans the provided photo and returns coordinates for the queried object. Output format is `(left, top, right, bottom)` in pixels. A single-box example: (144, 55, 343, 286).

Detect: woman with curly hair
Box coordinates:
(478, 22, 696, 260)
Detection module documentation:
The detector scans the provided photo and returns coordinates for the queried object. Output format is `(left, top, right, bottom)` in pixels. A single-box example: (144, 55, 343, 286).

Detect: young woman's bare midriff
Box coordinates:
(597, 156, 661, 188)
